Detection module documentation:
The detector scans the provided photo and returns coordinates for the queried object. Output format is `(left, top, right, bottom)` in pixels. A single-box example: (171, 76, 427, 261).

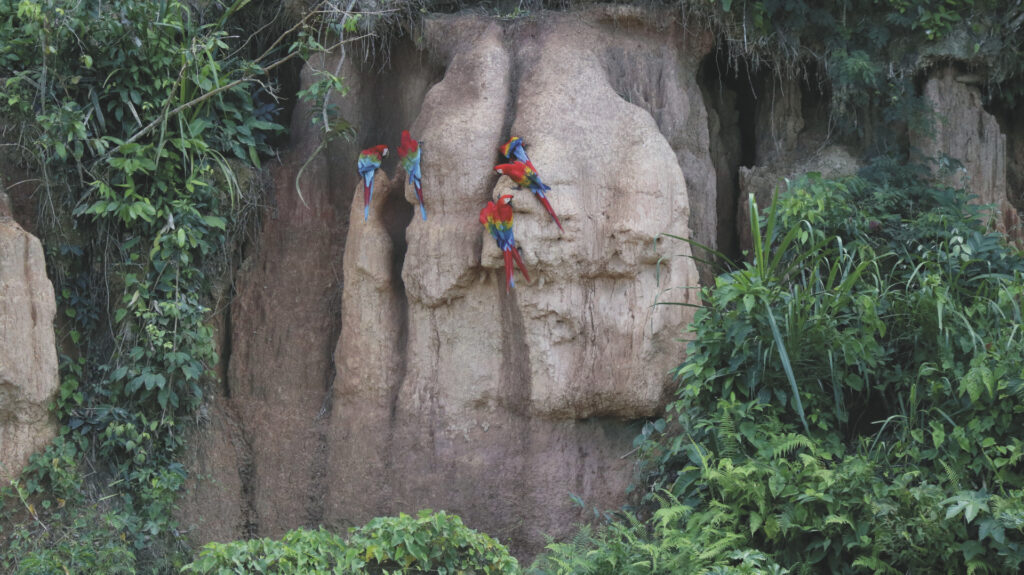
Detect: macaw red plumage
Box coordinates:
(397, 130, 426, 221)
(494, 160, 563, 232)
(357, 145, 389, 221)
(480, 194, 530, 293)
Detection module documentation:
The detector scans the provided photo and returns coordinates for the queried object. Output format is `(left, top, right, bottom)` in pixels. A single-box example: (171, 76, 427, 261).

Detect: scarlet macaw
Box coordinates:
(494, 160, 563, 232)
(358, 145, 388, 221)
(480, 194, 530, 292)
(499, 136, 535, 169)
(397, 130, 426, 220)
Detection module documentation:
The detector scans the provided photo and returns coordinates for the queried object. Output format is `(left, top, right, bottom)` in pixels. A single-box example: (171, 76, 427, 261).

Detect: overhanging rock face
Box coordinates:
(180, 8, 708, 557)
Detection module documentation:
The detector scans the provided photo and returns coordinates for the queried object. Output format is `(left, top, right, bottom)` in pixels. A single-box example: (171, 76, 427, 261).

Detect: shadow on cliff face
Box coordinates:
(382, 180, 414, 423)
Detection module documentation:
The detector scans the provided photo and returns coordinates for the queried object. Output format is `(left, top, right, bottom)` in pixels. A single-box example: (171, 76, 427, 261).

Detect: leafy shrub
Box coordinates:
(0, 489, 136, 575)
(625, 166, 1024, 573)
(0, 0, 353, 565)
(183, 528, 352, 575)
(184, 510, 520, 574)
(528, 494, 786, 575)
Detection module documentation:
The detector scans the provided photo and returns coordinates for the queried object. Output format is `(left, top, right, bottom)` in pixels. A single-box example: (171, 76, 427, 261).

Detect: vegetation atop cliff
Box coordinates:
(692, 0, 1024, 130)
(355, 0, 1024, 141)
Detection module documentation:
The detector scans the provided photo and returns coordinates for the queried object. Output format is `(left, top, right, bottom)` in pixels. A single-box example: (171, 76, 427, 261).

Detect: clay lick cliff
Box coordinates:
(178, 7, 712, 556)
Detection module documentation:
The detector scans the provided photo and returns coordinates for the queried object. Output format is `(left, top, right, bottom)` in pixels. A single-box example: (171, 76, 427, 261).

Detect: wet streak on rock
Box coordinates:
(307, 276, 343, 527)
(218, 400, 259, 538)
(220, 301, 234, 399)
(499, 284, 534, 549)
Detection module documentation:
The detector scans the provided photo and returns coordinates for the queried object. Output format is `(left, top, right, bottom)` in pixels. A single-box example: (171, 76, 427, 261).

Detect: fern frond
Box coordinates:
(1007, 446, 1024, 468)
(823, 514, 853, 528)
(652, 500, 691, 531)
(716, 409, 740, 459)
(625, 511, 648, 539)
(776, 509, 796, 533)
(941, 459, 962, 489)
(966, 558, 994, 575)
(570, 523, 593, 553)
(771, 433, 815, 459)
(696, 529, 744, 563)
(852, 555, 899, 574)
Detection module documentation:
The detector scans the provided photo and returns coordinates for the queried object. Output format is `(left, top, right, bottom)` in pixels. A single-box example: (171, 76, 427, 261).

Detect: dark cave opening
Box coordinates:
(698, 45, 761, 264)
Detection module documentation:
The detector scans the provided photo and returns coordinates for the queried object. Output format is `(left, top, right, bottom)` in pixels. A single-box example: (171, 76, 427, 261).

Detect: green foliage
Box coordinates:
(1, 481, 137, 574)
(183, 528, 352, 575)
(629, 167, 1024, 573)
(347, 510, 520, 574)
(528, 494, 787, 574)
(696, 0, 1024, 139)
(0, 0, 345, 567)
(184, 510, 520, 574)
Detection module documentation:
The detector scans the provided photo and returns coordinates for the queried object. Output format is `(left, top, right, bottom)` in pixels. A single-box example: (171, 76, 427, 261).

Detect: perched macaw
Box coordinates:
(480, 194, 530, 293)
(358, 144, 389, 221)
(499, 136, 534, 167)
(494, 160, 563, 232)
(397, 130, 425, 220)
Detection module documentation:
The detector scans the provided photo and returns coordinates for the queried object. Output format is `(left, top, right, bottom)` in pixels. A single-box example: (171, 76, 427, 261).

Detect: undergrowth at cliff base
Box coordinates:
(534, 164, 1024, 574)
(183, 510, 519, 574)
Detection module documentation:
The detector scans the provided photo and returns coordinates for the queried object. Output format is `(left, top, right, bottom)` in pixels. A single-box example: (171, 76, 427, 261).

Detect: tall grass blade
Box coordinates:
(749, 193, 764, 277)
(765, 304, 809, 434)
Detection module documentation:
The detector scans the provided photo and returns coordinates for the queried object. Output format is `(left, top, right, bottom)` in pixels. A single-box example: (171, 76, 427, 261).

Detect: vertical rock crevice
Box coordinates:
(226, 403, 260, 539)
(698, 46, 759, 264)
(384, 182, 414, 423)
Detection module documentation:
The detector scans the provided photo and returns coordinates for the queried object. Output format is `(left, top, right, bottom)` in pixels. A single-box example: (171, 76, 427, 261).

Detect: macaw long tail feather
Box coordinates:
(511, 247, 530, 284)
(503, 250, 515, 293)
(413, 180, 426, 221)
(537, 195, 564, 232)
(363, 181, 372, 221)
